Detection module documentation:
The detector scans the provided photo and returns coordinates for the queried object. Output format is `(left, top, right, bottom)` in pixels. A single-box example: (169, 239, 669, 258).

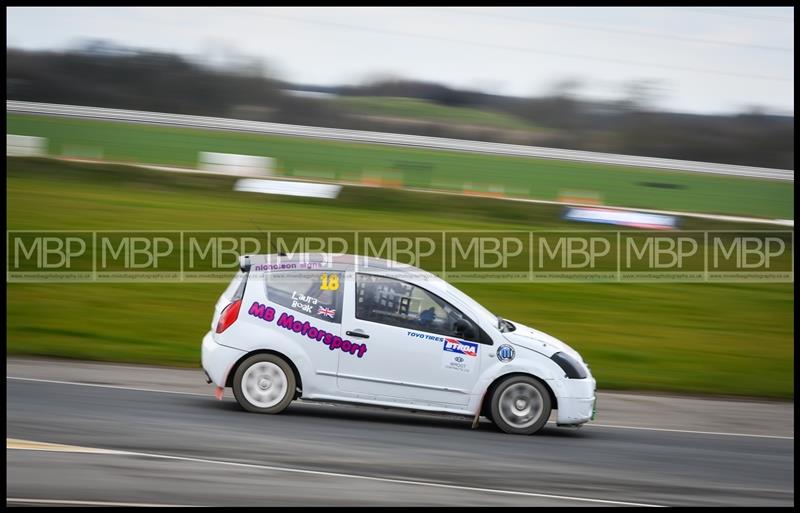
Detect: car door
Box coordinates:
(337, 272, 485, 407)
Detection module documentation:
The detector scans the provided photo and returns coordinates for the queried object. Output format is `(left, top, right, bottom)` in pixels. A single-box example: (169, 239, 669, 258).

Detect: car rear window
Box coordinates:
(266, 270, 344, 323)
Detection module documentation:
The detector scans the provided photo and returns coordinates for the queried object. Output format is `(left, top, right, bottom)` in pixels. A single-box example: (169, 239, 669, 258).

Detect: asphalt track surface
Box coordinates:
(6, 358, 795, 507)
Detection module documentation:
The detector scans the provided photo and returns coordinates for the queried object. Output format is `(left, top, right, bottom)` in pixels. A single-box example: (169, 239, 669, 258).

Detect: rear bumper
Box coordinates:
(201, 331, 246, 387)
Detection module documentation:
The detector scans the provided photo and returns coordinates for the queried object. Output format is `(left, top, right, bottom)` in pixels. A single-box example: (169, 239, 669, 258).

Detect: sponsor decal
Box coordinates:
(405, 330, 478, 373)
(248, 302, 276, 322)
(443, 338, 478, 357)
(246, 302, 366, 358)
(497, 344, 515, 363)
(442, 338, 478, 373)
(253, 262, 322, 271)
(406, 330, 446, 342)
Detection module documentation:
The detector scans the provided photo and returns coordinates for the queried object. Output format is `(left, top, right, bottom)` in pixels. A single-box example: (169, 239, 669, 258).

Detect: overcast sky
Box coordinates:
(6, 6, 795, 115)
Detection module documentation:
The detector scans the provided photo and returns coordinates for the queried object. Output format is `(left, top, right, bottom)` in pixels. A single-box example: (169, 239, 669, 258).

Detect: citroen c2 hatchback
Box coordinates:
(201, 253, 596, 435)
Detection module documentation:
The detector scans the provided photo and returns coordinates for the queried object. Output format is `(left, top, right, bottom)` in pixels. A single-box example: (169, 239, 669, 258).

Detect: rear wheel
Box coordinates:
(232, 354, 296, 414)
(490, 376, 551, 435)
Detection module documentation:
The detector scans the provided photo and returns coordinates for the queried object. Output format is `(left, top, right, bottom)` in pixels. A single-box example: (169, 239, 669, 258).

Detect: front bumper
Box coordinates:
(556, 395, 596, 425)
(201, 331, 246, 387)
(552, 376, 597, 426)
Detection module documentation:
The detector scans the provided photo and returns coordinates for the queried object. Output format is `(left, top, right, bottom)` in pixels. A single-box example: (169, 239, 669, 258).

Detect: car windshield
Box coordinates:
(436, 280, 516, 333)
(427, 277, 502, 331)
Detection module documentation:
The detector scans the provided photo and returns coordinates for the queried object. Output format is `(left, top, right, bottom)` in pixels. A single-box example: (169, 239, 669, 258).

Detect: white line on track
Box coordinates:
(588, 423, 794, 439)
(6, 498, 198, 507)
(7, 376, 793, 440)
(7, 438, 662, 507)
(7, 376, 209, 397)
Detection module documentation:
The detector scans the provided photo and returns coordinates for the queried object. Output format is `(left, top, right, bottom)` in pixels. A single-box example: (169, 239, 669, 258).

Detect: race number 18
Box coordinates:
(320, 273, 340, 291)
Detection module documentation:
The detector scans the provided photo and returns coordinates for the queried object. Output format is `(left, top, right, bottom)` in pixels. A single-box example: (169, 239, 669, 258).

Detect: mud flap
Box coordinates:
(471, 391, 486, 429)
(214, 386, 224, 400)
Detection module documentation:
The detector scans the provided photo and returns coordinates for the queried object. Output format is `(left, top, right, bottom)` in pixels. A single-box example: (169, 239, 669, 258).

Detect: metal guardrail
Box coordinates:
(7, 100, 794, 181)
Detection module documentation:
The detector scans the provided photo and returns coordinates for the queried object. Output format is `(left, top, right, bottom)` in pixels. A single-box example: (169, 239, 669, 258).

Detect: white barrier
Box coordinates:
(7, 134, 47, 157)
(234, 178, 341, 199)
(198, 152, 274, 177)
(6, 100, 794, 181)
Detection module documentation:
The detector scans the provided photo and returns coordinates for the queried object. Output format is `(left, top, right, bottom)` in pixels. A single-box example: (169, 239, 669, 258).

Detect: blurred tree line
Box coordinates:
(7, 43, 793, 169)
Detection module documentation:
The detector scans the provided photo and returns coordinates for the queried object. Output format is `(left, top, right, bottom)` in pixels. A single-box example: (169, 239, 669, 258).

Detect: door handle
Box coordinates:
(346, 330, 370, 339)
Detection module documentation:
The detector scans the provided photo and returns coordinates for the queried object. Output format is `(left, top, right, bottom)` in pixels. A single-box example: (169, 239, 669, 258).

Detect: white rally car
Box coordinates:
(201, 253, 596, 435)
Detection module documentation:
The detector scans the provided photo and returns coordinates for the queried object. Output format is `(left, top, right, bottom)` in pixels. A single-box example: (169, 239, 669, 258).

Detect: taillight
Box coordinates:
(216, 299, 242, 333)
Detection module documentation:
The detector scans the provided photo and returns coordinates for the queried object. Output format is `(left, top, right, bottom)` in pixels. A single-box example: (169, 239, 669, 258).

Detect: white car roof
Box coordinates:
(242, 253, 426, 274)
(241, 253, 500, 331)
(242, 252, 450, 297)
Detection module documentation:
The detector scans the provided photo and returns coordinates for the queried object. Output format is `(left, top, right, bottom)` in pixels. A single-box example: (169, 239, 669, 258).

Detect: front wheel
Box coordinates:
(489, 376, 552, 435)
(232, 354, 296, 414)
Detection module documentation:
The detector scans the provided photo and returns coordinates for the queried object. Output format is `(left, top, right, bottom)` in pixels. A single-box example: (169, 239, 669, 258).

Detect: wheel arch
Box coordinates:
(225, 349, 304, 398)
(481, 372, 558, 417)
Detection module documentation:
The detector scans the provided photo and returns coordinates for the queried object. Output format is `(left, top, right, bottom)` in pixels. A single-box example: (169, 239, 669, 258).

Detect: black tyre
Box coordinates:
(232, 354, 296, 414)
(489, 376, 552, 435)
(481, 397, 494, 422)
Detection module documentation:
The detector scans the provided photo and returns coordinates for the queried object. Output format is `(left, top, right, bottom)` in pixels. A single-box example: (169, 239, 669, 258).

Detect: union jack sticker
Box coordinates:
(317, 306, 336, 319)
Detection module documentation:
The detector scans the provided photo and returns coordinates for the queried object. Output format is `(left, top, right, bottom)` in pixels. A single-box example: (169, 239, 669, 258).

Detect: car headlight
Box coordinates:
(551, 351, 587, 379)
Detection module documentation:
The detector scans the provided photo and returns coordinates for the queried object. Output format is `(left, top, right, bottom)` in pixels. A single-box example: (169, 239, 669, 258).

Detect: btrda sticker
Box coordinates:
(442, 338, 478, 373)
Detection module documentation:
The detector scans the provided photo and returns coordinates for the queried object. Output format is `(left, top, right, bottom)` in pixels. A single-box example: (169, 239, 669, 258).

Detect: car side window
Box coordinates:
(267, 270, 343, 323)
(355, 273, 481, 342)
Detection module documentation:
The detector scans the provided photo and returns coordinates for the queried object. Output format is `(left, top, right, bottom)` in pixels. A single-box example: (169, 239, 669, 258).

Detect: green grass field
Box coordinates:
(6, 158, 794, 398)
(7, 114, 794, 219)
(329, 96, 544, 131)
